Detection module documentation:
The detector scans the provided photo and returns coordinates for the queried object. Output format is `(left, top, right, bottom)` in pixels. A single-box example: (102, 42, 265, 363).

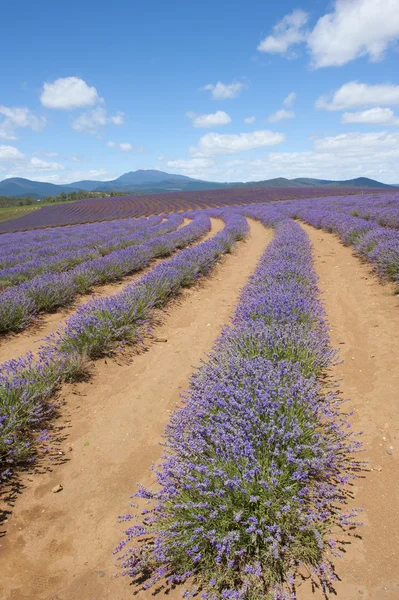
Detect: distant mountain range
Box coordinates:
(0, 170, 397, 199)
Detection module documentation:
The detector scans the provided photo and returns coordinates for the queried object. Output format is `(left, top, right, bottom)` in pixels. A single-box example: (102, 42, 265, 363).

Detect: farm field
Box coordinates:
(0, 200, 78, 224)
(0, 192, 398, 600)
(0, 206, 41, 223)
(0, 186, 382, 233)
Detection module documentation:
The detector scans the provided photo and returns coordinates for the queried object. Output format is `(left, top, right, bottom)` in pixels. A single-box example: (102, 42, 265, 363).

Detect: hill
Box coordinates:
(0, 171, 396, 199)
(0, 178, 79, 199)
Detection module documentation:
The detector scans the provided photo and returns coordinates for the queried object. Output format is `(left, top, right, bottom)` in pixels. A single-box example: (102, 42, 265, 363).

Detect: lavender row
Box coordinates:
(0, 212, 248, 484)
(310, 192, 399, 230)
(0, 214, 206, 335)
(284, 205, 399, 285)
(116, 214, 358, 599)
(0, 216, 168, 285)
(0, 215, 161, 268)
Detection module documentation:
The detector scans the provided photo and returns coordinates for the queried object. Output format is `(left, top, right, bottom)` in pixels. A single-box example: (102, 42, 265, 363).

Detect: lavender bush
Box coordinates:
(0, 214, 208, 334)
(0, 215, 169, 287)
(116, 216, 359, 599)
(0, 212, 248, 483)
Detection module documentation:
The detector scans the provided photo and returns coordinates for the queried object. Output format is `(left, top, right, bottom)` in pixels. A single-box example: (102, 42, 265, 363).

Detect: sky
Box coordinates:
(1, 0, 399, 185)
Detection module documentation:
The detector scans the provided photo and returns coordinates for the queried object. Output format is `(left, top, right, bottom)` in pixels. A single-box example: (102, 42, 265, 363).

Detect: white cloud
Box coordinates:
(186, 110, 231, 128)
(107, 141, 144, 152)
(160, 130, 399, 184)
(0, 145, 24, 160)
(29, 157, 64, 171)
(0, 106, 46, 140)
(268, 109, 295, 122)
(0, 123, 17, 141)
(41, 77, 100, 109)
(167, 158, 213, 170)
(314, 131, 399, 155)
(191, 130, 285, 156)
(201, 81, 245, 100)
(260, 132, 399, 182)
(158, 154, 165, 161)
(258, 0, 399, 68)
(341, 107, 399, 125)
(316, 81, 399, 110)
(308, 0, 399, 68)
(257, 10, 308, 55)
(72, 108, 125, 134)
(283, 92, 296, 107)
(110, 112, 125, 125)
(244, 116, 256, 124)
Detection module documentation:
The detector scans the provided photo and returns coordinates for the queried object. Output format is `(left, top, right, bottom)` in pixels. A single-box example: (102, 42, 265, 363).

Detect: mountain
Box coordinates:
(236, 177, 305, 188)
(291, 177, 395, 189)
(0, 171, 396, 199)
(66, 170, 204, 193)
(0, 177, 80, 199)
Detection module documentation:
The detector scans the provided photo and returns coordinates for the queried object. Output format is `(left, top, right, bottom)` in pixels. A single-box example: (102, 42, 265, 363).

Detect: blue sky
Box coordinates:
(1, 0, 399, 184)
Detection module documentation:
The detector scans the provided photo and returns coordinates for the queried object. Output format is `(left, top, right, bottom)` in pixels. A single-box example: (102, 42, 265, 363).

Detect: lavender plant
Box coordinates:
(116, 216, 359, 599)
(0, 214, 205, 334)
(0, 212, 249, 483)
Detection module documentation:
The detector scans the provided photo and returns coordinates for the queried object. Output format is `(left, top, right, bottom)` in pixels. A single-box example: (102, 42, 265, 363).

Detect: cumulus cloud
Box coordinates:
(107, 141, 144, 152)
(316, 81, 399, 110)
(308, 0, 399, 68)
(283, 92, 296, 107)
(201, 81, 245, 100)
(313, 131, 399, 155)
(244, 116, 256, 124)
(257, 10, 308, 55)
(268, 93, 296, 122)
(234, 132, 399, 183)
(191, 130, 285, 156)
(41, 76, 100, 109)
(72, 108, 125, 134)
(110, 112, 125, 125)
(29, 157, 64, 171)
(0, 106, 46, 140)
(258, 0, 399, 68)
(268, 109, 295, 123)
(341, 107, 399, 125)
(186, 110, 231, 128)
(0, 145, 25, 160)
(163, 130, 399, 184)
(167, 158, 213, 170)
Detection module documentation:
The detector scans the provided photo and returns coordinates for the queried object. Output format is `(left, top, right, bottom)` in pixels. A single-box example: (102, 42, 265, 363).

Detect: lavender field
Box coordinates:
(1, 191, 399, 599)
(0, 185, 381, 233)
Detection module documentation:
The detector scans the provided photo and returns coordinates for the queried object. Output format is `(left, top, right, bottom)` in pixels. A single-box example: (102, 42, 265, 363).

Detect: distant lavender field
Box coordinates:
(0, 186, 377, 232)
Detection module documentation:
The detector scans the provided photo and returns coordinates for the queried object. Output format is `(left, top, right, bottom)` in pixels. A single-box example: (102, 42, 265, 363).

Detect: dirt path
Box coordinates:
(299, 224, 399, 600)
(0, 218, 221, 365)
(0, 219, 271, 600)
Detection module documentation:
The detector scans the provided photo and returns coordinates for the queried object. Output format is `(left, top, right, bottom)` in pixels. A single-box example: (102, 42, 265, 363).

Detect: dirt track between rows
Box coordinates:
(0, 218, 271, 600)
(299, 224, 399, 600)
(0, 218, 218, 366)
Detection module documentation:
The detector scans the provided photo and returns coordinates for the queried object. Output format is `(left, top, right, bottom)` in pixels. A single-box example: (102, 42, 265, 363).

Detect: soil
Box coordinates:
(0, 218, 271, 600)
(0, 218, 220, 365)
(298, 224, 399, 600)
